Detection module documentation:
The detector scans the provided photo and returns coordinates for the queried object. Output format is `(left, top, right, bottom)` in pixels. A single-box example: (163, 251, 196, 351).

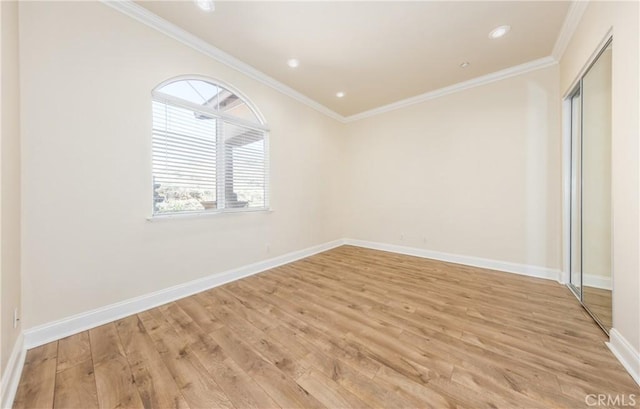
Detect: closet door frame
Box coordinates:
(567, 84, 582, 301)
(562, 33, 613, 335)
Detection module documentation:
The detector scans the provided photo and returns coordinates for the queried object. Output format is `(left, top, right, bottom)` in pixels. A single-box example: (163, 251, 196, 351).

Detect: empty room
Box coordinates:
(1, 0, 639, 408)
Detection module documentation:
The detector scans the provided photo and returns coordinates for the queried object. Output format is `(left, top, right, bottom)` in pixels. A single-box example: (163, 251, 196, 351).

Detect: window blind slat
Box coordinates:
(152, 82, 267, 215)
(152, 155, 216, 169)
(153, 129, 217, 147)
(152, 100, 217, 214)
(152, 141, 215, 157)
(222, 120, 267, 209)
(154, 177, 217, 186)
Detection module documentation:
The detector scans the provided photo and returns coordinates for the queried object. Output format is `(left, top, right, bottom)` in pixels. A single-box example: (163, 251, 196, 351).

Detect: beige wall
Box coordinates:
(560, 1, 640, 353)
(1, 0, 22, 374)
(343, 65, 562, 270)
(14, 1, 640, 366)
(19, 1, 345, 328)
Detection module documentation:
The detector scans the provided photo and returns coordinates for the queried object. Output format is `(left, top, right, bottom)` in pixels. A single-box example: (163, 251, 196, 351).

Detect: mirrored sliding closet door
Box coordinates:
(568, 40, 612, 333)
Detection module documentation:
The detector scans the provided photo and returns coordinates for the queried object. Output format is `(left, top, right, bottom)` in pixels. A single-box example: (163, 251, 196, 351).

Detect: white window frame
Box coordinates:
(149, 75, 270, 219)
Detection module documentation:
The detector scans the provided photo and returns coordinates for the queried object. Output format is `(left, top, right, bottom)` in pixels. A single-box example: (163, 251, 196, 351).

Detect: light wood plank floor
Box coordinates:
(582, 286, 613, 330)
(14, 246, 639, 409)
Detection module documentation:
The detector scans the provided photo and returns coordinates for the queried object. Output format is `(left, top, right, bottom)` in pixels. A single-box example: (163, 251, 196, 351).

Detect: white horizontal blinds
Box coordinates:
(222, 121, 267, 209)
(152, 100, 217, 214)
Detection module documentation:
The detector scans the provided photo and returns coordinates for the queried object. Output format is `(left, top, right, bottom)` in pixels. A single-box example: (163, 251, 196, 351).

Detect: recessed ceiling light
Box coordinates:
(489, 25, 511, 39)
(336, 92, 345, 98)
(195, 0, 215, 12)
(287, 58, 300, 68)
(459, 62, 470, 68)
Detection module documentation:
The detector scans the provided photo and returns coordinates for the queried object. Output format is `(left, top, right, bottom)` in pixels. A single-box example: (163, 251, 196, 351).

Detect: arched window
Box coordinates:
(151, 76, 269, 216)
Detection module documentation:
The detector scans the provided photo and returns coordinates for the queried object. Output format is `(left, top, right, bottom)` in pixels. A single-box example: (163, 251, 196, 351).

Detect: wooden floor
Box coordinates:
(582, 286, 613, 330)
(14, 246, 639, 409)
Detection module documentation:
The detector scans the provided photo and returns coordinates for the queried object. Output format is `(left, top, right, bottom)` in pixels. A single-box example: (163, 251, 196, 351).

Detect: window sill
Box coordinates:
(146, 207, 273, 222)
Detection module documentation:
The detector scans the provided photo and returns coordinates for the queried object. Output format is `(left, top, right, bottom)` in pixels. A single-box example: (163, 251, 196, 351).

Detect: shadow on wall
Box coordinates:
(525, 81, 553, 270)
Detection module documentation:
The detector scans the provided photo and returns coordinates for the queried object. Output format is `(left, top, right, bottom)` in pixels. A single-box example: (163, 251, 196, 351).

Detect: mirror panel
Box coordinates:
(581, 43, 612, 331)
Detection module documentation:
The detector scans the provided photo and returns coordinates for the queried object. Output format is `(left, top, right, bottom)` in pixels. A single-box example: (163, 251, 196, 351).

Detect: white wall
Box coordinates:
(19, 1, 345, 328)
(1, 0, 22, 375)
(343, 65, 562, 271)
(560, 1, 640, 355)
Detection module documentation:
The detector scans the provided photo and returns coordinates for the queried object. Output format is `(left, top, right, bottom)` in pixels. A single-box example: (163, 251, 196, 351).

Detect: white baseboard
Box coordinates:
(1, 333, 26, 409)
(607, 328, 640, 386)
(22, 237, 562, 351)
(343, 239, 562, 282)
(556, 273, 611, 289)
(15, 237, 639, 395)
(23, 239, 345, 349)
(583, 274, 612, 291)
(346, 240, 640, 386)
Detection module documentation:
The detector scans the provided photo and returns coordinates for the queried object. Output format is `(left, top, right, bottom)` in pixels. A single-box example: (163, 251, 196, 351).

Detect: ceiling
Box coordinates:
(136, 1, 571, 118)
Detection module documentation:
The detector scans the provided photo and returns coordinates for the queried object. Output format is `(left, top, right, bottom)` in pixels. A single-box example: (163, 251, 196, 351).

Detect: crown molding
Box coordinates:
(100, 0, 345, 122)
(552, 1, 590, 61)
(343, 56, 557, 122)
(101, 1, 572, 125)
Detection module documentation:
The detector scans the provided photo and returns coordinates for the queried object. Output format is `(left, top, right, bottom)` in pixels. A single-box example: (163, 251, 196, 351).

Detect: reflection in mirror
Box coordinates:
(581, 43, 612, 331)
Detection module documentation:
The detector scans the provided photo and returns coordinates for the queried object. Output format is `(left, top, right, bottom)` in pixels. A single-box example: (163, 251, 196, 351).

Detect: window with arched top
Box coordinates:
(151, 76, 269, 216)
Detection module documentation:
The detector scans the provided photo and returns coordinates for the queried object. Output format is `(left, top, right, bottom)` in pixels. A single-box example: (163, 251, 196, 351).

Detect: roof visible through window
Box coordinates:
(155, 78, 262, 125)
